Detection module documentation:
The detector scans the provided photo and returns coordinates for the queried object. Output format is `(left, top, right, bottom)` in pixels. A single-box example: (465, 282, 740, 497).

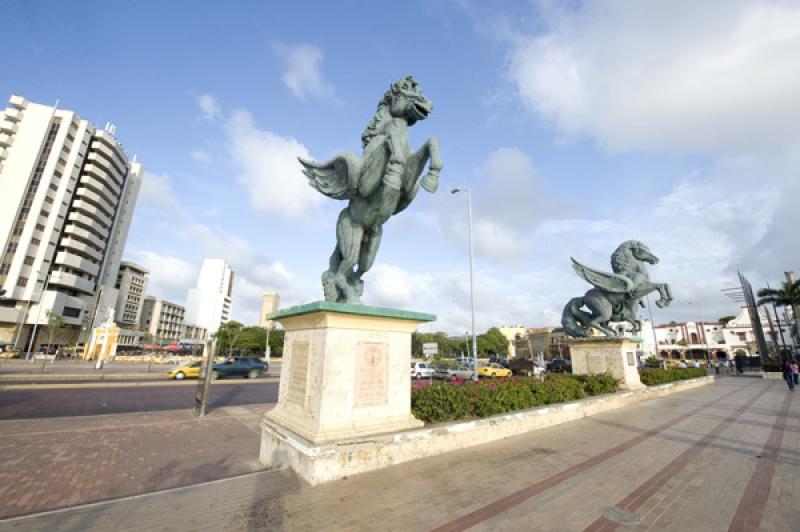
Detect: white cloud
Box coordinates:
(226, 109, 322, 220)
(126, 250, 198, 305)
(273, 43, 337, 102)
(364, 263, 415, 308)
(137, 171, 179, 209)
(182, 223, 309, 323)
(196, 94, 222, 121)
(437, 147, 562, 264)
(508, 1, 800, 153)
(190, 149, 212, 163)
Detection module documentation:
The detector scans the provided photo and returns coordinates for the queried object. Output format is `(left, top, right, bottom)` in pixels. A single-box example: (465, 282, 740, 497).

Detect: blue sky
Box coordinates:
(3, 1, 799, 332)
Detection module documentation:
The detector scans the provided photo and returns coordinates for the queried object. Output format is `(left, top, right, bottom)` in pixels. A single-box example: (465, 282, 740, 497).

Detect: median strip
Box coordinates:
(0, 377, 280, 390)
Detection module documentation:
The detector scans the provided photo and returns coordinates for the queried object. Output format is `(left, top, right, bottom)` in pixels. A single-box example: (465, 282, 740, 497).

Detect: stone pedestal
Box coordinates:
(260, 301, 435, 485)
(568, 337, 645, 391)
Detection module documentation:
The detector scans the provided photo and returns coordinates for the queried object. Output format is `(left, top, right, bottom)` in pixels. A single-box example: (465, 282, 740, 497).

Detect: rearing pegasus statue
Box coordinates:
(299, 76, 443, 304)
(561, 240, 673, 337)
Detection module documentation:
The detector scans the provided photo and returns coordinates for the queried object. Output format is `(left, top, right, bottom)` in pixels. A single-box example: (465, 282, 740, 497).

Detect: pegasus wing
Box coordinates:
(298, 152, 362, 200)
(571, 257, 633, 293)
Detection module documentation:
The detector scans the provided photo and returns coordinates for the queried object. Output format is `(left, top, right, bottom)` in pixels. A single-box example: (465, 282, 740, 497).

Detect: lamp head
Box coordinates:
(451, 187, 461, 194)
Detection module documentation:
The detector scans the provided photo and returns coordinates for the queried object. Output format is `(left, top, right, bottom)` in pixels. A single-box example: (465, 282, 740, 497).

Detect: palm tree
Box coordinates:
(757, 280, 800, 346)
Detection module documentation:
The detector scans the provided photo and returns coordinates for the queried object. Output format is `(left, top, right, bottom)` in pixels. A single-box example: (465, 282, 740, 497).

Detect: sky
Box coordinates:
(3, 0, 799, 334)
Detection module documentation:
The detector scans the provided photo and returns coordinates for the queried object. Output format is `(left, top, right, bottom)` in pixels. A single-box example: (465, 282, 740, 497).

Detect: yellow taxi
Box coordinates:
(477, 363, 512, 378)
(168, 360, 202, 380)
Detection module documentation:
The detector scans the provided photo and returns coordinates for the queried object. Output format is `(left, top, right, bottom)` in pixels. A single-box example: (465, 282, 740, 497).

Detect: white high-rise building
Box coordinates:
(0, 95, 143, 351)
(186, 259, 234, 335)
(259, 293, 280, 329)
(114, 261, 149, 328)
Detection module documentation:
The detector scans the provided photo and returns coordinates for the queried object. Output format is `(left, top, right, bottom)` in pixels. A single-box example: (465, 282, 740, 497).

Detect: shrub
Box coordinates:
(410, 373, 619, 424)
(639, 368, 706, 386)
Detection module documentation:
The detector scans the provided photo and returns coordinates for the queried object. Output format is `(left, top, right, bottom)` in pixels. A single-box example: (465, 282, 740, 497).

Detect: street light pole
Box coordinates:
(452, 187, 478, 381)
(25, 275, 50, 360)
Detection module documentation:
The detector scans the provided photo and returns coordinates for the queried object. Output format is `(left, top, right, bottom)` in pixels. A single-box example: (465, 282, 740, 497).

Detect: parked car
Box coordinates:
(168, 360, 202, 380)
(411, 361, 436, 380)
(487, 357, 511, 369)
(509, 358, 545, 377)
(212, 356, 268, 379)
(546, 358, 572, 373)
(435, 365, 475, 381)
(477, 363, 512, 378)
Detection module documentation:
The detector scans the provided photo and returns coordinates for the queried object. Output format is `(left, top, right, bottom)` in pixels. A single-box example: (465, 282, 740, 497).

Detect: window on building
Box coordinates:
(17, 277, 27, 287)
(24, 256, 34, 266)
(62, 307, 81, 318)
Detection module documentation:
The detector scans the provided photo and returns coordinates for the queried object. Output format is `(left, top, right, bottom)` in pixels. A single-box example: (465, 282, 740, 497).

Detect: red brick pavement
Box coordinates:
(0, 404, 271, 519)
(727, 391, 793, 532)
(581, 383, 773, 531)
(431, 383, 744, 532)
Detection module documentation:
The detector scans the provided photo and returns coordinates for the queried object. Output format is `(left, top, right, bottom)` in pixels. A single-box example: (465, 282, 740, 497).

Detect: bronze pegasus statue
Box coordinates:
(561, 240, 673, 337)
(299, 76, 443, 304)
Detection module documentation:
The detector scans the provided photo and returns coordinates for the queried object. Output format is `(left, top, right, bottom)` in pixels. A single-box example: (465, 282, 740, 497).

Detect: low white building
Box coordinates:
(648, 306, 793, 361)
(185, 258, 233, 335)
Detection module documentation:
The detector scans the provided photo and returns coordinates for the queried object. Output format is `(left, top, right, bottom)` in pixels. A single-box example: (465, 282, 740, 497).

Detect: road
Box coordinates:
(0, 380, 279, 420)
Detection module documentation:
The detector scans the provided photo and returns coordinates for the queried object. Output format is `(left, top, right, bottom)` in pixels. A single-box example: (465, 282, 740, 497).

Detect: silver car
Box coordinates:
(435, 365, 475, 381)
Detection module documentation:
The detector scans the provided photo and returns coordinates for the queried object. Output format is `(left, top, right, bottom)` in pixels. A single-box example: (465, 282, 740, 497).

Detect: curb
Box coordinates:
(0, 373, 166, 382)
(0, 377, 280, 390)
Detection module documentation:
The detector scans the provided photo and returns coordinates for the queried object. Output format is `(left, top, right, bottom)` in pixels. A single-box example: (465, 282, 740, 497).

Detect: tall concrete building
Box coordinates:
(259, 292, 280, 329)
(140, 296, 185, 343)
(114, 261, 149, 328)
(185, 258, 234, 335)
(0, 95, 143, 351)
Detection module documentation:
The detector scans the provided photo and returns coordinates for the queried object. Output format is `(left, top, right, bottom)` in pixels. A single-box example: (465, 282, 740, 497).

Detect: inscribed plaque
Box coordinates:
(626, 352, 635, 366)
(354, 342, 388, 408)
(587, 353, 606, 374)
(286, 341, 310, 407)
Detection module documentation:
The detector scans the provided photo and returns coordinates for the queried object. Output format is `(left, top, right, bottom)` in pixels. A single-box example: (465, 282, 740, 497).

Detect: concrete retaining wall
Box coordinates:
(261, 376, 715, 485)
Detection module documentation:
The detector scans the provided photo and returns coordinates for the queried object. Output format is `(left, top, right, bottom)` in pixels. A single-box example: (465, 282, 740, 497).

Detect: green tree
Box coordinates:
(757, 280, 800, 343)
(45, 310, 66, 356)
(234, 326, 267, 355)
(267, 328, 285, 357)
(477, 327, 509, 357)
(213, 321, 244, 355)
(718, 316, 736, 326)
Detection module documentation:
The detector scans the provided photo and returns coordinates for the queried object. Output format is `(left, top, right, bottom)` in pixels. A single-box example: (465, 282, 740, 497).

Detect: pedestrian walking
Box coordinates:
(781, 360, 795, 390)
(791, 360, 799, 385)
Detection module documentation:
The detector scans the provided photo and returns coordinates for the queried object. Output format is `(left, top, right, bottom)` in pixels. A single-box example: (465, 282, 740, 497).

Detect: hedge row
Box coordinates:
(411, 374, 618, 424)
(638, 368, 707, 386)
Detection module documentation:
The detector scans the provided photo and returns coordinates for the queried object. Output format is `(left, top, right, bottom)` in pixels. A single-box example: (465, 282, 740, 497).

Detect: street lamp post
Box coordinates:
(451, 187, 478, 381)
(25, 275, 51, 360)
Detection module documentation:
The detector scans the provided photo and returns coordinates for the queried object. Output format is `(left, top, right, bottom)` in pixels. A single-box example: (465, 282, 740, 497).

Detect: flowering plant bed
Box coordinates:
(411, 374, 618, 423)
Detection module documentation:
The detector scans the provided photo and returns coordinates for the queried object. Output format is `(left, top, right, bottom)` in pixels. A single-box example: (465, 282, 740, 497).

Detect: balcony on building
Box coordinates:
(48, 270, 94, 295)
(67, 211, 110, 240)
(63, 224, 105, 249)
(75, 187, 115, 218)
(61, 237, 102, 261)
(54, 251, 100, 277)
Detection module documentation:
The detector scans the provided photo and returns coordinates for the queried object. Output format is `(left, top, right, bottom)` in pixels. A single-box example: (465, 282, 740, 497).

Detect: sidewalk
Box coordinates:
(1, 377, 797, 531)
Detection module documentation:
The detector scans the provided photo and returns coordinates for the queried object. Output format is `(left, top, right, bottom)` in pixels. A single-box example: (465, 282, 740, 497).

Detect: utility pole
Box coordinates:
(194, 338, 217, 417)
(25, 275, 51, 360)
(452, 187, 478, 381)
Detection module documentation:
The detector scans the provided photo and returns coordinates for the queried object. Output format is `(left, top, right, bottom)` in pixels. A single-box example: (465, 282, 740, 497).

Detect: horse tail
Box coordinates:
(562, 297, 590, 337)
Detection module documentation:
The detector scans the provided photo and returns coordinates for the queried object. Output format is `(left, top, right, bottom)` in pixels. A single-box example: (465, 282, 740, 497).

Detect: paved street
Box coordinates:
(0, 381, 279, 419)
(1, 377, 798, 531)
